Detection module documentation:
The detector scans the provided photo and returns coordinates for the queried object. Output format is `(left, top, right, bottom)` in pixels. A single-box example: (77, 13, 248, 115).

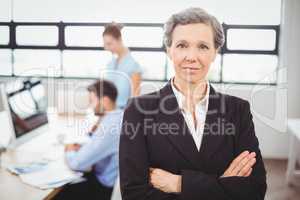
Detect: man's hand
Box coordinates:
(149, 168, 182, 193)
(65, 143, 81, 152)
(222, 150, 256, 178)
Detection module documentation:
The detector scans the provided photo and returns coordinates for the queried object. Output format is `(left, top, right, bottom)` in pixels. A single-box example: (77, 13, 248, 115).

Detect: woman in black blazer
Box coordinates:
(119, 7, 267, 200)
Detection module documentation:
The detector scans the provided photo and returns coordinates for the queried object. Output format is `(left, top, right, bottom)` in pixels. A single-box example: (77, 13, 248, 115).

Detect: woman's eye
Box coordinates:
(176, 44, 186, 48)
(198, 44, 209, 50)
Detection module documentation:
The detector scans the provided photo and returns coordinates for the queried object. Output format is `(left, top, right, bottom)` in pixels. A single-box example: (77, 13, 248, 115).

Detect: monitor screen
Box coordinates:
(6, 79, 48, 138)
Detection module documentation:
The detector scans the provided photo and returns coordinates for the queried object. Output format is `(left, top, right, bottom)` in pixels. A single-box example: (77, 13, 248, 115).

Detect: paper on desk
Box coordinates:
(19, 158, 82, 189)
(6, 160, 49, 175)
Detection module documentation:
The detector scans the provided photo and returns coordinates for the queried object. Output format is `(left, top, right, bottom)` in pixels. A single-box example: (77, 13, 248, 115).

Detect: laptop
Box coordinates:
(0, 79, 57, 151)
(2, 79, 90, 152)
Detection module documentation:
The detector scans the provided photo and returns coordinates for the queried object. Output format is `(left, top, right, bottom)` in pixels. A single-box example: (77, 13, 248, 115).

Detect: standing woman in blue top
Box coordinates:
(102, 23, 143, 108)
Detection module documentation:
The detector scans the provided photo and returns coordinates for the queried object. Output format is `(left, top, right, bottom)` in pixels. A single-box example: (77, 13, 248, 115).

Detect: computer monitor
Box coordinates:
(6, 79, 48, 139)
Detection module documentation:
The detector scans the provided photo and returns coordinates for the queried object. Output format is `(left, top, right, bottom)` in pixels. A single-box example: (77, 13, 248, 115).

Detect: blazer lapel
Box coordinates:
(199, 86, 227, 160)
(156, 81, 201, 169)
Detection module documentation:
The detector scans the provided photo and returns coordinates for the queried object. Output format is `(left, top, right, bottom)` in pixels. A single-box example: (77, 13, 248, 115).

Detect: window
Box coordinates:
(0, 0, 11, 22)
(16, 26, 58, 46)
(208, 55, 222, 82)
(0, 49, 12, 75)
(131, 51, 166, 80)
(13, 50, 61, 76)
(1, 0, 281, 84)
(220, 0, 281, 25)
(65, 26, 104, 47)
(227, 29, 277, 51)
(122, 27, 163, 48)
(13, 0, 61, 22)
(11, 0, 281, 24)
(222, 54, 277, 83)
(62, 50, 111, 78)
(0, 26, 10, 45)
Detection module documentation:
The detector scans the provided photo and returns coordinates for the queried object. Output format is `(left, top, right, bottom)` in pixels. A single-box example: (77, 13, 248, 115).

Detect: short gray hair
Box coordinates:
(164, 7, 225, 49)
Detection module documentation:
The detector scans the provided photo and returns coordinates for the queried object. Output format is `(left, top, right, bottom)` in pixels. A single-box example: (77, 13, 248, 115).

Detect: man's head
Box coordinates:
(87, 80, 118, 115)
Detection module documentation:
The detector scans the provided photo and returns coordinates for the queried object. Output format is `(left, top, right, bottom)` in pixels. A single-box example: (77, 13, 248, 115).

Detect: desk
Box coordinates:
(286, 118, 300, 186)
(0, 150, 62, 200)
(0, 114, 86, 200)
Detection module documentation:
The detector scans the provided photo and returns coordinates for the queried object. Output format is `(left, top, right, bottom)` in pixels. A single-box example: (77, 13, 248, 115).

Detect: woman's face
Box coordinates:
(103, 34, 121, 54)
(167, 23, 218, 85)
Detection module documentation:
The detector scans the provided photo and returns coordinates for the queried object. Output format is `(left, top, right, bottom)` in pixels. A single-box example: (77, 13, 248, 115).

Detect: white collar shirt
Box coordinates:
(171, 78, 210, 151)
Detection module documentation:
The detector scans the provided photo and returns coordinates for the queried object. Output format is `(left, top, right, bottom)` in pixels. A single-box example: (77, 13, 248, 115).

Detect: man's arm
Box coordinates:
(65, 117, 119, 172)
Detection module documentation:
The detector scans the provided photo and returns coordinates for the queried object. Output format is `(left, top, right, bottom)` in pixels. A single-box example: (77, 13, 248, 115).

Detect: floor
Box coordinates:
(265, 159, 300, 200)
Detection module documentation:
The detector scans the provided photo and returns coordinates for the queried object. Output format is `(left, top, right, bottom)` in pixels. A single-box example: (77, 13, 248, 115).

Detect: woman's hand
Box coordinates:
(222, 151, 256, 178)
(149, 168, 182, 193)
(149, 151, 255, 193)
(131, 73, 142, 96)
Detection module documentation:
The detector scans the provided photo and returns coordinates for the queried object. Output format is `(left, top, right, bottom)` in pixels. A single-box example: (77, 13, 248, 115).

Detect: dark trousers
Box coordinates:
(53, 173, 113, 200)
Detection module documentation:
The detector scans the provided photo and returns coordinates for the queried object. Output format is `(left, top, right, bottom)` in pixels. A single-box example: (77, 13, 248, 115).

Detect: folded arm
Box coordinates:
(151, 101, 267, 200)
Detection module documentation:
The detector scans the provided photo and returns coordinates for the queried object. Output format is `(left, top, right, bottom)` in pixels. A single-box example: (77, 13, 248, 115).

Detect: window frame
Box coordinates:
(0, 21, 280, 85)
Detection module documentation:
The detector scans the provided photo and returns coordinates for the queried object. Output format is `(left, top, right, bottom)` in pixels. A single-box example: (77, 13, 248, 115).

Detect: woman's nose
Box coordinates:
(185, 48, 198, 62)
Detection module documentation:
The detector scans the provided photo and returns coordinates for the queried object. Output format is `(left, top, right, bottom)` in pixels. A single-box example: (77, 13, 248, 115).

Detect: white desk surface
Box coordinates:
(0, 114, 86, 200)
(0, 150, 62, 200)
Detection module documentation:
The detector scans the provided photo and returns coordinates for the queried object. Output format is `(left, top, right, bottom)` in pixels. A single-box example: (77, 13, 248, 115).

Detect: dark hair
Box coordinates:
(103, 22, 123, 39)
(87, 80, 118, 102)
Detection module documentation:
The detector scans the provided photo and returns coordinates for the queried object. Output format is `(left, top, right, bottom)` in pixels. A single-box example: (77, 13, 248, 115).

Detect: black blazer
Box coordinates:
(119, 81, 267, 200)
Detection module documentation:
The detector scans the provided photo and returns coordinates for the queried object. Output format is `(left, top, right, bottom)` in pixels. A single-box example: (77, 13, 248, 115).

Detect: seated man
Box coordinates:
(54, 80, 123, 200)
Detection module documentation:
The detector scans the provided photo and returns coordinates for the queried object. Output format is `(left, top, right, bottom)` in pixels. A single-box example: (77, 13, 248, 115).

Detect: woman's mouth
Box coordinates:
(182, 67, 200, 71)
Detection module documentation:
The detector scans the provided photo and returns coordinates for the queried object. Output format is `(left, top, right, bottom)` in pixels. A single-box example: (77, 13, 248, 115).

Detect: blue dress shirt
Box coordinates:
(65, 109, 124, 187)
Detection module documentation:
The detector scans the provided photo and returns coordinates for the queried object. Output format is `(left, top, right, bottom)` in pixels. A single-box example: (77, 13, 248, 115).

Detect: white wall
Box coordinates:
(281, 0, 300, 162)
(281, 0, 300, 118)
